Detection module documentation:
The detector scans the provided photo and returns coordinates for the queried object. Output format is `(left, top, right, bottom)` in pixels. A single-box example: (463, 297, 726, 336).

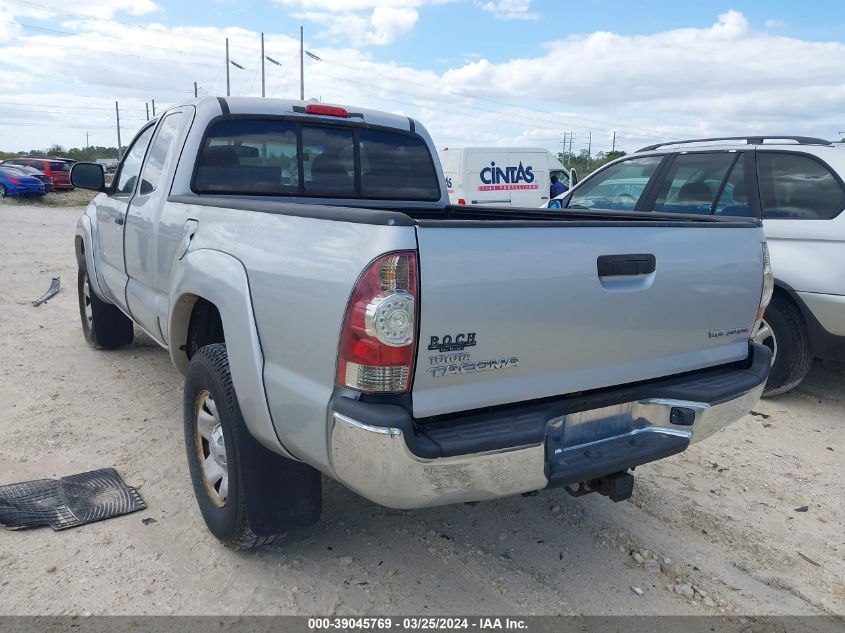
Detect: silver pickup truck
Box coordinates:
(72, 97, 772, 549)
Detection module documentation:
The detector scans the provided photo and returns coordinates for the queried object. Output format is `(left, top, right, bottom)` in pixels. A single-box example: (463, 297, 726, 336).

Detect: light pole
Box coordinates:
(299, 26, 321, 100)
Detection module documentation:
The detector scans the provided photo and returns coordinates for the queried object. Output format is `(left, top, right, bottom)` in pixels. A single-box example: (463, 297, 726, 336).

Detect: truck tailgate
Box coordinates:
(412, 222, 764, 418)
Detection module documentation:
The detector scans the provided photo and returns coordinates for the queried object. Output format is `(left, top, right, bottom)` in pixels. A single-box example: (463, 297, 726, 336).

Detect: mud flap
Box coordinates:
(235, 415, 322, 537)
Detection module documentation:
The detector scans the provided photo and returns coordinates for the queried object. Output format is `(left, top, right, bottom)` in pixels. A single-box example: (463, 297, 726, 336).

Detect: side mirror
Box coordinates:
(548, 200, 562, 209)
(70, 162, 106, 191)
(570, 169, 578, 186)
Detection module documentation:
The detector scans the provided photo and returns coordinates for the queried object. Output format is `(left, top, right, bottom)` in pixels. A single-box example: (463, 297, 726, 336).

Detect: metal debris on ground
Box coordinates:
(794, 505, 809, 512)
(0, 468, 145, 531)
(31, 276, 61, 306)
(631, 586, 644, 597)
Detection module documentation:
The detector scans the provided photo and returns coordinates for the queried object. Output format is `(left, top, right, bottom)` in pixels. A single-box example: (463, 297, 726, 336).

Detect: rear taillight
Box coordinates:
(752, 243, 774, 335)
(457, 198, 467, 205)
(337, 252, 418, 393)
(8, 177, 20, 184)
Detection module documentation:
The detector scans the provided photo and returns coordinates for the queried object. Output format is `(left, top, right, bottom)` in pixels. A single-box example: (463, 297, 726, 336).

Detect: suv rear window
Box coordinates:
(194, 118, 441, 201)
(49, 161, 69, 171)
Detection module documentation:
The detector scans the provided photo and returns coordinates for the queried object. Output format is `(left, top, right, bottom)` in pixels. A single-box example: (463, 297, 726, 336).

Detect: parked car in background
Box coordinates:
(96, 158, 119, 174)
(0, 163, 54, 192)
(0, 165, 46, 198)
(547, 136, 845, 395)
(3, 157, 74, 190)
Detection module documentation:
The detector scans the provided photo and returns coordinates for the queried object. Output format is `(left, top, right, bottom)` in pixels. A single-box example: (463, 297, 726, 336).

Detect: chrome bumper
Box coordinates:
(329, 382, 765, 510)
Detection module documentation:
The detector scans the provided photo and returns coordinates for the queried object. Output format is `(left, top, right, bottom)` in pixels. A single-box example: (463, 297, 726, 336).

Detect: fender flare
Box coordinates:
(169, 248, 296, 460)
(75, 215, 109, 302)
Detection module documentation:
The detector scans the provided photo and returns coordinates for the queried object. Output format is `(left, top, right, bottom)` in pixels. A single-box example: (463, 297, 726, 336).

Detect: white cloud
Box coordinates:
(477, 0, 537, 21)
(275, 0, 449, 45)
(3, 0, 159, 20)
(765, 19, 784, 29)
(0, 10, 843, 157)
(294, 6, 419, 46)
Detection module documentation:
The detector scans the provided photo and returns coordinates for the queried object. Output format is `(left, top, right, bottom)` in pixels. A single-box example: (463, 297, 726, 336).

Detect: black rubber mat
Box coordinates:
(0, 468, 145, 531)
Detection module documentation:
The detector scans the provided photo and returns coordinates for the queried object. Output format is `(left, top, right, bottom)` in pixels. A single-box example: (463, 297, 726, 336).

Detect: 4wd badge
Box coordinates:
(428, 333, 477, 352)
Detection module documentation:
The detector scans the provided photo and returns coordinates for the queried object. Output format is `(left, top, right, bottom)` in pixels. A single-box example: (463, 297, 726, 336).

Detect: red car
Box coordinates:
(4, 157, 74, 190)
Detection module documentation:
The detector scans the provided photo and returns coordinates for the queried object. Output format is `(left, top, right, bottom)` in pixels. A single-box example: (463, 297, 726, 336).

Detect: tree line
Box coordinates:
(559, 149, 627, 178)
(0, 144, 123, 161)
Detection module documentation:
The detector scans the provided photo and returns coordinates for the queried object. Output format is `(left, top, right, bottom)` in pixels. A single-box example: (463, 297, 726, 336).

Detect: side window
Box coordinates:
(195, 118, 298, 194)
(650, 152, 734, 214)
(714, 155, 752, 216)
(302, 125, 355, 196)
(139, 113, 182, 195)
(566, 156, 663, 211)
(114, 125, 155, 195)
(758, 153, 845, 220)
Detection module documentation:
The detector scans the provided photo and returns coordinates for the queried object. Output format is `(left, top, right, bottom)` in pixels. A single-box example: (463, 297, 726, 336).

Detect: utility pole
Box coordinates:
(567, 133, 575, 167)
(226, 37, 231, 97)
(587, 131, 592, 161)
(612, 131, 617, 152)
(261, 32, 266, 98)
(145, 102, 149, 121)
(115, 101, 122, 160)
(151, 99, 156, 117)
(300, 26, 304, 100)
(194, 81, 198, 98)
(85, 132, 89, 149)
(561, 132, 567, 163)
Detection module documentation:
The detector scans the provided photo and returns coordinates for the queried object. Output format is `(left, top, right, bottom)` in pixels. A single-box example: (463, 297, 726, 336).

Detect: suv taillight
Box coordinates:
(752, 243, 774, 336)
(337, 252, 418, 393)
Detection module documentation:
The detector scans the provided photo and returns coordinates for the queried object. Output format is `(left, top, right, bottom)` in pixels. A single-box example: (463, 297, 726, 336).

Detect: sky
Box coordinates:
(2, 0, 845, 155)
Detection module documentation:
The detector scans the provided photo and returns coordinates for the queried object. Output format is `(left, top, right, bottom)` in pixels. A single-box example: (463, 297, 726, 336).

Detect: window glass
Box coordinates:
(651, 153, 734, 214)
(714, 156, 752, 216)
(566, 156, 663, 211)
(302, 126, 355, 196)
(195, 119, 298, 194)
(139, 113, 182, 195)
(193, 118, 441, 200)
(49, 161, 69, 171)
(359, 129, 440, 200)
(115, 126, 155, 195)
(758, 153, 845, 220)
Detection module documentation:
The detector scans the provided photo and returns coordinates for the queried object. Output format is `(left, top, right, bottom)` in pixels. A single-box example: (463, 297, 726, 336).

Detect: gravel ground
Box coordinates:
(0, 204, 842, 616)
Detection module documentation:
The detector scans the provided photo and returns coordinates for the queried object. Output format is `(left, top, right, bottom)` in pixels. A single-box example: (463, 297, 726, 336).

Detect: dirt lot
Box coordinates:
(0, 204, 842, 617)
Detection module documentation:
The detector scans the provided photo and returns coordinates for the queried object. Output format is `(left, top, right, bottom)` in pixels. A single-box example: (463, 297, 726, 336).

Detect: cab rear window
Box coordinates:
(193, 117, 441, 201)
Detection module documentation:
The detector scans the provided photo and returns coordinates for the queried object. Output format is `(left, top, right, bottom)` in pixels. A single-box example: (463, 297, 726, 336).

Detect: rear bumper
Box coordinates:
(329, 343, 771, 509)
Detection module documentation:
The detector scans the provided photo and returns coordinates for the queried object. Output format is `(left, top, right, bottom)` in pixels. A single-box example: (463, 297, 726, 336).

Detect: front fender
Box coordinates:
(169, 248, 296, 459)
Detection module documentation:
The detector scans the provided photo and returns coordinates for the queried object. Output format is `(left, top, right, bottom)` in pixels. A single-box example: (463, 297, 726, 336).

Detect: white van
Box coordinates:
(438, 147, 576, 207)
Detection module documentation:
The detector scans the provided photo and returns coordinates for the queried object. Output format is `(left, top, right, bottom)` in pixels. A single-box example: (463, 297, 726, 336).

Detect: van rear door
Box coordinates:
(508, 150, 547, 207)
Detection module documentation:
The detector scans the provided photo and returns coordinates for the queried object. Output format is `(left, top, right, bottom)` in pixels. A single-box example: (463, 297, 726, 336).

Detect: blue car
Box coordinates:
(0, 165, 46, 198)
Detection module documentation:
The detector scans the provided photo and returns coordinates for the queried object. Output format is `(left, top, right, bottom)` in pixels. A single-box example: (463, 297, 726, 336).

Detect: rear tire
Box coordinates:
(78, 267, 134, 349)
(183, 343, 321, 549)
(757, 293, 813, 396)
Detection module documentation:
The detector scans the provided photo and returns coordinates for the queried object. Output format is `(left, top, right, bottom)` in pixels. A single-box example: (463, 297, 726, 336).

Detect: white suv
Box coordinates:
(548, 136, 845, 395)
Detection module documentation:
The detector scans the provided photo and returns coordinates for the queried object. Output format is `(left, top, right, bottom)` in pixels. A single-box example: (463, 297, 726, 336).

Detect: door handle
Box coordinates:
(177, 220, 199, 260)
(597, 254, 656, 277)
(115, 217, 124, 226)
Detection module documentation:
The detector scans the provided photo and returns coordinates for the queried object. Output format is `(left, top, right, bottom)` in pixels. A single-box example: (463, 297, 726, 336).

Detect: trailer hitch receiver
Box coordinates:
(564, 471, 634, 502)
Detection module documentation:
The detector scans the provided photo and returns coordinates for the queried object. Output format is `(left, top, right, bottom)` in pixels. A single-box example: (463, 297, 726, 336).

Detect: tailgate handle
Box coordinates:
(597, 254, 656, 277)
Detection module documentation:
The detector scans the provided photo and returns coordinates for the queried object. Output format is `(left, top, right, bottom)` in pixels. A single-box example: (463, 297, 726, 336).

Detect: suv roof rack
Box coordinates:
(637, 136, 833, 152)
